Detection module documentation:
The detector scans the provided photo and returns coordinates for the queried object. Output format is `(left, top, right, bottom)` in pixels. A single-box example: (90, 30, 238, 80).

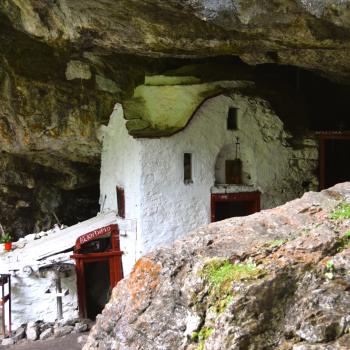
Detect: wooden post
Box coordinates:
(55, 273, 63, 320)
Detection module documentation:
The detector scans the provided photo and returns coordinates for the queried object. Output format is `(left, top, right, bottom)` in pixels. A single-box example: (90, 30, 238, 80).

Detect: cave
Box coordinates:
(0, 2, 349, 241)
(59, 185, 101, 227)
(319, 136, 350, 190)
(0, 153, 101, 239)
(1, 3, 350, 347)
(2, 57, 350, 239)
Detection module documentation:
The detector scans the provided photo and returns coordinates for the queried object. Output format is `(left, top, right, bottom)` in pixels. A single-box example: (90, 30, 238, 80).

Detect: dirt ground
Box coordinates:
(0, 333, 83, 350)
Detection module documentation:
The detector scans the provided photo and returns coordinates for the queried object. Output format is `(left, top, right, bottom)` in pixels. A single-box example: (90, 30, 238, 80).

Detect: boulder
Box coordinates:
(11, 326, 25, 343)
(39, 327, 53, 340)
(26, 321, 39, 341)
(53, 325, 74, 338)
(1, 338, 15, 346)
(83, 183, 350, 350)
(74, 322, 89, 333)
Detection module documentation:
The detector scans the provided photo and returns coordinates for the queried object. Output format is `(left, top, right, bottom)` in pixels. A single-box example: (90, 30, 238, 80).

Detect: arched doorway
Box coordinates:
(212, 143, 260, 222)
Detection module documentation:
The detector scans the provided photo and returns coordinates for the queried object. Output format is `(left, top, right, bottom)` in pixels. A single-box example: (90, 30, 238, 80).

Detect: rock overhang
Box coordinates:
(1, 0, 350, 234)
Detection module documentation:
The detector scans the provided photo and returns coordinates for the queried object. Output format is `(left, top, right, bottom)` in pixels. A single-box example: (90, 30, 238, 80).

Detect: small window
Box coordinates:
(184, 153, 193, 184)
(227, 107, 238, 130)
(116, 186, 125, 218)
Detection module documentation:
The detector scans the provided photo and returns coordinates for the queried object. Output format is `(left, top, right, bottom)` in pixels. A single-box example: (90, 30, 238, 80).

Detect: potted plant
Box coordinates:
(1, 234, 12, 251)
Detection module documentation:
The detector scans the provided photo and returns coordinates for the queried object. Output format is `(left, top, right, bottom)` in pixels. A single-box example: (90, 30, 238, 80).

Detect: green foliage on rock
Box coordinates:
(191, 327, 213, 350)
(200, 258, 263, 314)
(330, 203, 350, 220)
(268, 239, 287, 248)
(336, 230, 350, 252)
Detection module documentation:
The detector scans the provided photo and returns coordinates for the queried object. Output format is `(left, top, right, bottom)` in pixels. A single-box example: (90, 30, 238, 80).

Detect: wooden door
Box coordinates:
(71, 224, 123, 319)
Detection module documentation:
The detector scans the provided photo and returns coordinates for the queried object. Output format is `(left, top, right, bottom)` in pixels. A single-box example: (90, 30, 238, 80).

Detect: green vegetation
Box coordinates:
(330, 203, 350, 220)
(190, 259, 263, 349)
(0, 233, 12, 243)
(268, 239, 286, 248)
(191, 327, 213, 350)
(336, 230, 350, 252)
(201, 258, 263, 314)
(324, 259, 335, 280)
(325, 231, 350, 279)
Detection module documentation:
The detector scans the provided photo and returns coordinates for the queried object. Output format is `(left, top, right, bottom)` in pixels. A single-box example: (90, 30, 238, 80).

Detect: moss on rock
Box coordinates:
(200, 258, 264, 314)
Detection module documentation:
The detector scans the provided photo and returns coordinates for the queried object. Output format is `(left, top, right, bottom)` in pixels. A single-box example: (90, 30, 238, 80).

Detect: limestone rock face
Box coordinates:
(2, 1, 350, 82)
(1, 1, 350, 234)
(84, 183, 350, 350)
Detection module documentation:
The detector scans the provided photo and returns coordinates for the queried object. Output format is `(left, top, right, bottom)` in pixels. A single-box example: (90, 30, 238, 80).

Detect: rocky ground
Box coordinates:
(0, 318, 91, 348)
(0, 333, 83, 350)
(84, 183, 350, 349)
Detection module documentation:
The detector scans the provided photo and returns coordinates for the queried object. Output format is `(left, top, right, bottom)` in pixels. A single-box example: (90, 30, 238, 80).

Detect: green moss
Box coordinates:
(336, 230, 350, 252)
(192, 327, 213, 350)
(122, 61, 254, 137)
(200, 259, 263, 314)
(330, 203, 350, 220)
(123, 82, 225, 136)
(268, 239, 287, 248)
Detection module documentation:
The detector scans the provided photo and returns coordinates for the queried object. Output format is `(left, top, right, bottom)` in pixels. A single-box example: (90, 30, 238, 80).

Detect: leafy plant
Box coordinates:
(330, 203, 350, 220)
(1, 233, 12, 243)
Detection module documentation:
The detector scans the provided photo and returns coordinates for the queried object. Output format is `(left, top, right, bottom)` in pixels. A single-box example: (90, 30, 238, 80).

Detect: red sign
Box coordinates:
(75, 224, 117, 250)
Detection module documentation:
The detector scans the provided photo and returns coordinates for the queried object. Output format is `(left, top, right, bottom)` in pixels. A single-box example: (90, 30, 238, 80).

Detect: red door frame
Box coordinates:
(317, 132, 350, 190)
(211, 192, 261, 222)
(71, 224, 123, 318)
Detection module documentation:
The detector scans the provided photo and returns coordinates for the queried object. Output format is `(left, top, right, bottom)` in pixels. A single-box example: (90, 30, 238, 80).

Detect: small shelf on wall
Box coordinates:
(211, 184, 256, 194)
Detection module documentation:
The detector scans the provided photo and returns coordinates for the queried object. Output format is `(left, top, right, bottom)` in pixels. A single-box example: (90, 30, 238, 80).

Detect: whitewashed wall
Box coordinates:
(100, 95, 318, 274)
(99, 104, 142, 274)
(0, 252, 78, 330)
(9, 272, 77, 329)
(137, 94, 318, 255)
